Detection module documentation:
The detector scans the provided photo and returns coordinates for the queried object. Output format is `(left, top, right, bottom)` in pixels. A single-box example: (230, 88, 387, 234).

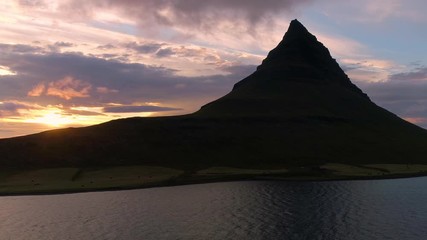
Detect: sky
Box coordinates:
(0, 0, 426, 138)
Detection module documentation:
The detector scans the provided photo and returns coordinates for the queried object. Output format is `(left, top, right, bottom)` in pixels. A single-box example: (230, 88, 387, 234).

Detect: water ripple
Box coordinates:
(1, 178, 427, 239)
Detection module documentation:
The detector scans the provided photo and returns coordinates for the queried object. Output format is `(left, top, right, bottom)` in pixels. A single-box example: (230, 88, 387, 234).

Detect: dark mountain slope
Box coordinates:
(197, 20, 374, 119)
(1, 20, 426, 170)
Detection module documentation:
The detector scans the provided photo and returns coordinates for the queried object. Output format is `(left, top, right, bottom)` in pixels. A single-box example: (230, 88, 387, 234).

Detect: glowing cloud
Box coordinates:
(0, 65, 16, 76)
(103, 105, 181, 113)
(46, 76, 92, 100)
(27, 82, 46, 97)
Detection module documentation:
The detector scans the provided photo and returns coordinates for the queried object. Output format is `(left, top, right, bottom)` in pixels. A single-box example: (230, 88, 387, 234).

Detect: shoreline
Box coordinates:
(1, 171, 427, 197)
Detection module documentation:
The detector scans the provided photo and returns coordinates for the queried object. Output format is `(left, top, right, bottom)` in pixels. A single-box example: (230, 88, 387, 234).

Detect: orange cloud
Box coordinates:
(27, 82, 46, 97)
(404, 117, 427, 125)
(46, 76, 91, 100)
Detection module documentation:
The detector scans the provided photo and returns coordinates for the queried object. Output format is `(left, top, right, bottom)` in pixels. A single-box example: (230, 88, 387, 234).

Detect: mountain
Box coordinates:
(1, 20, 427, 170)
(196, 19, 370, 118)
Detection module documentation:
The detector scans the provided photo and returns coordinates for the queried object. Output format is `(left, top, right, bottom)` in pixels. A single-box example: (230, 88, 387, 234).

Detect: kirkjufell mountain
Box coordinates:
(1, 20, 427, 170)
(197, 20, 370, 118)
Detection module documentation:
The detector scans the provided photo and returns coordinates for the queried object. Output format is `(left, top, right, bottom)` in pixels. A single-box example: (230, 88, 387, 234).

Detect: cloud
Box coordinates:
(357, 66, 427, 128)
(64, 109, 105, 116)
(28, 82, 45, 96)
(313, 0, 427, 24)
(0, 101, 29, 112)
(152, 45, 227, 68)
(156, 48, 175, 58)
(36, 0, 313, 46)
(0, 65, 16, 76)
(340, 59, 396, 83)
(46, 76, 92, 100)
(97, 44, 116, 50)
(0, 101, 36, 117)
(59, 0, 313, 28)
(0, 49, 241, 113)
(53, 42, 74, 48)
(125, 42, 164, 54)
(18, 0, 47, 8)
(0, 43, 43, 54)
(103, 105, 181, 113)
(360, 0, 402, 22)
(96, 86, 118, 94)
(361, 0, 427, 23)
(47, 41, 75, 52)
(389, 67, 427, 82)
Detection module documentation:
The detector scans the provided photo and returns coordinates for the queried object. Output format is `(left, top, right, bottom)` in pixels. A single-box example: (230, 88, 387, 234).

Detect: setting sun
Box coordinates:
(28, 112, 75, 127)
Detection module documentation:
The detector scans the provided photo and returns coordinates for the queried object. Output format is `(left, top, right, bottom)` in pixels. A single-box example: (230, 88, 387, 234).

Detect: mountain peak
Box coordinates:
(197, 19, 371, 117)
(284, 19, 312, 40)
(258, 20, 327, 70)
(248, 20, 367, 94)
(289, 19, 304, 28)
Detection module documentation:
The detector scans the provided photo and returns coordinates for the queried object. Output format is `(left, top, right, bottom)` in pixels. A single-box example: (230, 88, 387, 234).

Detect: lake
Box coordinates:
(1, 177, 427, 239)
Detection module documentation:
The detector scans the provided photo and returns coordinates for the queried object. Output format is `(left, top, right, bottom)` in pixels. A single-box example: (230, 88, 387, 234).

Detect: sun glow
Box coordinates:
(0, 103, 133, 130)
(28, 112, 75, 127)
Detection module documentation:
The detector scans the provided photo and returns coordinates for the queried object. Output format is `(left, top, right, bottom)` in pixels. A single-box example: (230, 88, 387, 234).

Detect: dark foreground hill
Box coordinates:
(1, 20, 427, 171)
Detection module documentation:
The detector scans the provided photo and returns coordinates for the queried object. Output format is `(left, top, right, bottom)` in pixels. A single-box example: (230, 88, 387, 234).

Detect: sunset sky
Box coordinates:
(0, 0, 426, 138)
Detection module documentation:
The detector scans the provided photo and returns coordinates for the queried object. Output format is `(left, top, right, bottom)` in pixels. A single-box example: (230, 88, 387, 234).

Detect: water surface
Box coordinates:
(1, 178, 427, 239)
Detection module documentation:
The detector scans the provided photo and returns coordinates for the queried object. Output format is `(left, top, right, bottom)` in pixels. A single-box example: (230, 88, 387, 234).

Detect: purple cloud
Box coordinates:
(54, 0, 313, 35)
(0, 101, 35, 117)
(47, 42, 75, 52)
(125, 42, 164, 54)
(0, 43, 43, 54)
(358, 67, 427, 129)
(156, 48, 175, 58)
(389, 67, 427, 82)
(0, 44, 241, 113)
(0, 102, 29, 112)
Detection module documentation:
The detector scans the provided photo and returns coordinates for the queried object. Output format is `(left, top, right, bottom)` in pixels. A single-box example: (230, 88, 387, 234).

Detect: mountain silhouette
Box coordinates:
(1, 20, 427, 170)
(197, 19, 370, 118)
